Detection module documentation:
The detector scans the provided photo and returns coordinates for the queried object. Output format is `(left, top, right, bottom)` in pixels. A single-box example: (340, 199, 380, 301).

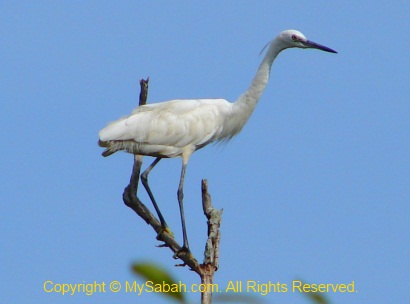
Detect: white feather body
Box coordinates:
(99, 98, 253, 158)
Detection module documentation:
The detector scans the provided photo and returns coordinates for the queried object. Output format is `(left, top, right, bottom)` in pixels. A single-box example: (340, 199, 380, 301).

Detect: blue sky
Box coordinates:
(1, 1, 409, 303)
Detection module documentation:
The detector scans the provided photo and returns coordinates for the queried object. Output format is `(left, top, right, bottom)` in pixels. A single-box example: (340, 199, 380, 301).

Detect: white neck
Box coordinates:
(221, 38, 284, 139)
(237, 38, 283, 110)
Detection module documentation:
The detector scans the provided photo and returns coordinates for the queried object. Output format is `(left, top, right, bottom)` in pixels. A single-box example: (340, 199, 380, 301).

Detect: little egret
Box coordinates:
(99, 30, 337, 252)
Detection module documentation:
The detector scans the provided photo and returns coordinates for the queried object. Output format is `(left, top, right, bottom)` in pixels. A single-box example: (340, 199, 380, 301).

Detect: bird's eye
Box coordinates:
(291, 35, 299, 42)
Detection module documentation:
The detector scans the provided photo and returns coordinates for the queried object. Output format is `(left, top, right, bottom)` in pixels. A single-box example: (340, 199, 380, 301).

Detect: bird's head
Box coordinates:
(278, 29, 337, 53)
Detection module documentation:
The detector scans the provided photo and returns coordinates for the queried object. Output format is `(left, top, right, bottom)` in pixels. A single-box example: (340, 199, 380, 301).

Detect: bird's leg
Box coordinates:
(177, 161, 190, 253)
(141, 157, 171, 238)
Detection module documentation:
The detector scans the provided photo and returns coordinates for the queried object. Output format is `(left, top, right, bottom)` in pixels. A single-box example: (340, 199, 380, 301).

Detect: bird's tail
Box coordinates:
(98, 140, 117, 157)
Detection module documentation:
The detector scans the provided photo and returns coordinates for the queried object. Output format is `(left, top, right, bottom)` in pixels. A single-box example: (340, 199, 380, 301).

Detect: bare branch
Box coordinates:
(139, 77, 149, 106)
(125, 78, 149, 195)
(199, 180, 222, 304)
(202, 179, 222, 269)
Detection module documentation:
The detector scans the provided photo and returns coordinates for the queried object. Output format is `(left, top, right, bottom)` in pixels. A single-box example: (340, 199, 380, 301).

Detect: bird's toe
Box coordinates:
(156, 226, 174, 241)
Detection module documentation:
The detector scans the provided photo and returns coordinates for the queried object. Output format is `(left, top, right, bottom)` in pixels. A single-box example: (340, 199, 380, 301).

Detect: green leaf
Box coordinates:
(131, 261, 185, 303)
(304, 292, 329, 304)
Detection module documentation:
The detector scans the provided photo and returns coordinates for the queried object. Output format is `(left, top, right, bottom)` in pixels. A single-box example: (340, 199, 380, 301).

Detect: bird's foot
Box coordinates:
(156, 226, 174, 242)
(173, 246, 192, 261)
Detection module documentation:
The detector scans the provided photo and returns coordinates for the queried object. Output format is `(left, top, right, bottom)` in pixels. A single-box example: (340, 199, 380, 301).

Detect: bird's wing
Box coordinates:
(99, 99, 232, 147)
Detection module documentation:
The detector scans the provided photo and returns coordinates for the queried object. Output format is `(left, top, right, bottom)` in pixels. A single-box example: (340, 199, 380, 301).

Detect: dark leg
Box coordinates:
(141, 157, 168, 228)
(177, 162, 190, 250)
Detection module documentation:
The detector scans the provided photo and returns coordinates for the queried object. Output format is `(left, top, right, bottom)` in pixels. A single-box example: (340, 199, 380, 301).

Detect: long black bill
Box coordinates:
(306, 40, 337, 53)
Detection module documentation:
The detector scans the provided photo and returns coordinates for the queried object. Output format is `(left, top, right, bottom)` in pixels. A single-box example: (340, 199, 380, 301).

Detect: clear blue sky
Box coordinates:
(1, 1, 409, 303)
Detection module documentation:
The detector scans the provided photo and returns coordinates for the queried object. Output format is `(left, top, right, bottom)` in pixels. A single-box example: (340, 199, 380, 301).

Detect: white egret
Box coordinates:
(99, 30, 337, 252)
